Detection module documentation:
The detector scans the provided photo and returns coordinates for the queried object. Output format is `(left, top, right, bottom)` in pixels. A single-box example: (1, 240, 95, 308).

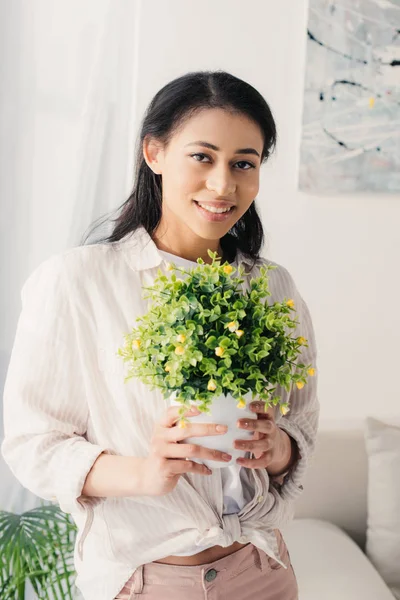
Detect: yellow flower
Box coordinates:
(237, 398, 246, 409)
(178, 419, 187, 429)
(207, 380, 217, 391)
(235, 330, 244, 338)
(165, 365, 171, 372)
(215, 346, 225, 357)
(369, 97, 375, 108)
(280, 404, 290, 415)
(297, 336, 307, 345)
(286, 299, 295, 308)
(166, 262, 174, 271)
(223, 265, 233, 275)
(176, 334, 186, 343)
(307, 368, 315, 377)
(132, 339, 141, 350)
(227, 321, 237, 332)
(175, 346, 185, 355)
(296, 381, 305, 389)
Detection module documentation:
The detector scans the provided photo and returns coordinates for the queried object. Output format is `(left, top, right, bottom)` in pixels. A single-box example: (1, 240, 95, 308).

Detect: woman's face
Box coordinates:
(143, 108, 264, 246)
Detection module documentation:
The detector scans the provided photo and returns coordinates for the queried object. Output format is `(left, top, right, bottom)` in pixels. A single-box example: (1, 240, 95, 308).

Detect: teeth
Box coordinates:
(197, 203, 232, 214)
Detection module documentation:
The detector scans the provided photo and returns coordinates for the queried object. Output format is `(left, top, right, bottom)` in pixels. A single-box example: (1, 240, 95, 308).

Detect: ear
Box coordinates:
(143, 136, 165, 175)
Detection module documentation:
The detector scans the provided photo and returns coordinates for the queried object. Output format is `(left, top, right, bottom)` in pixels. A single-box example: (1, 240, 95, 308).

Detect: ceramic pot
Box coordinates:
(169, 390, 258, 469)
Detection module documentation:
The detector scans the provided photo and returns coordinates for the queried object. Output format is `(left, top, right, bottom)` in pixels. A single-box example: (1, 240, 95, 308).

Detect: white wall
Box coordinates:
(133, 0, 400, 422)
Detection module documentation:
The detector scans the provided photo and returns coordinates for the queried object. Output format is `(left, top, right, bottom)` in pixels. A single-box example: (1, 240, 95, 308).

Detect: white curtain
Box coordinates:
(0, 0, 142, 512)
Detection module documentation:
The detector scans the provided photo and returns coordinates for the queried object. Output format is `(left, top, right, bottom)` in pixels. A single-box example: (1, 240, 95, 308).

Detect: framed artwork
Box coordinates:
(299, 0, 400, 193)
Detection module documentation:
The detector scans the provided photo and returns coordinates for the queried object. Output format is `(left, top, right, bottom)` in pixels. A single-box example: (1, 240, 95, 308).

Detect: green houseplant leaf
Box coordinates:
(0, 503, 78, 600)
(117, 250, 316, 423)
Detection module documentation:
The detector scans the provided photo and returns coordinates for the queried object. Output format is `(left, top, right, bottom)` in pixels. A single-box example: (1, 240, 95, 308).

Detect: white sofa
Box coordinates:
(281, 419, 397, 600)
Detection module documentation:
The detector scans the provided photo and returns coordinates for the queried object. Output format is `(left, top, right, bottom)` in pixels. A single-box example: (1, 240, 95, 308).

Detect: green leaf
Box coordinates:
(204, 336, 217, 349)
(216, 366, 228, 376)
(218, 336, 231, 348)
(184, 386, 196, 396)
(0, 503, 77, 599)
(266, 313, 275, 327)
(193, 350, 203, 362)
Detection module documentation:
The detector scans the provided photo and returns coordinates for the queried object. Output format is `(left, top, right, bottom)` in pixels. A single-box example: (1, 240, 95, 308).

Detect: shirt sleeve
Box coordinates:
(268, 271, 320, 502)
(1, 253, 116, 516)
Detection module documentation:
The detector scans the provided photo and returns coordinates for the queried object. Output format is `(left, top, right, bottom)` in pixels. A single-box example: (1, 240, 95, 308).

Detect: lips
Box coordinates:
(194, 200, 235, 209)
(193, 200, 235, 222)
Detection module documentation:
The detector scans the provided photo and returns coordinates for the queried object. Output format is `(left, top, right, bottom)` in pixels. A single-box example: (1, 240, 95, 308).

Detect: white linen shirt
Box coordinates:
(1, 226, 319, 600)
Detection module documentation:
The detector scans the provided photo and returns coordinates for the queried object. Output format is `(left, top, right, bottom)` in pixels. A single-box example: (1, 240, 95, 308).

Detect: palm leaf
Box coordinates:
(0, 502, 78, 599)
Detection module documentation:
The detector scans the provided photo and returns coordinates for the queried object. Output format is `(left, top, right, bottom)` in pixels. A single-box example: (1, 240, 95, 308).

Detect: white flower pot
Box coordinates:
(169, 390, 258, 469)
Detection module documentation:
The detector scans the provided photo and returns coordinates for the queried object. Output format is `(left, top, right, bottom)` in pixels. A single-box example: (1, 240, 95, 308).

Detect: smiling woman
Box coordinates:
(142, 107, 267, 263)
(81, 70, 277, 270)
(1, 71, 318, 600)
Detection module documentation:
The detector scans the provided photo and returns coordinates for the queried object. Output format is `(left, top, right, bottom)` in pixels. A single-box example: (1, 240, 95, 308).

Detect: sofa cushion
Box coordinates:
(364, 417, 400, 600)
(281, 518, 395, 600)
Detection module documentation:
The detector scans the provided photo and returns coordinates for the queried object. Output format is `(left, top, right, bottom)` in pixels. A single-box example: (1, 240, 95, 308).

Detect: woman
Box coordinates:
(1, 70, 319, 600)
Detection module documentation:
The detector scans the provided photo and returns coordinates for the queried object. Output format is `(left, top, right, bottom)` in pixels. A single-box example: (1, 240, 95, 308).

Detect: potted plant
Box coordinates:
(0, 502, 78, 600)
(117, 251, 314, 468)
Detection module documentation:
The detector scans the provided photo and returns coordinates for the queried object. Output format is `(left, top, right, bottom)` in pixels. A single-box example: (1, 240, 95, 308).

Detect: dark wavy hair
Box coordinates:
(79, 70, 277, 265)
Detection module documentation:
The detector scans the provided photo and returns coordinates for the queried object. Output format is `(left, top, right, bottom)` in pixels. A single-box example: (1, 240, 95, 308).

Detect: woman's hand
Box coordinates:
(234, 401, 293, 471)
(141, 404, 232, 496)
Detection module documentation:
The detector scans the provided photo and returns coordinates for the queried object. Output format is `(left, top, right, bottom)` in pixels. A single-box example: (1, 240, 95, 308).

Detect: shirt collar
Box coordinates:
(117, 226, 256, 271)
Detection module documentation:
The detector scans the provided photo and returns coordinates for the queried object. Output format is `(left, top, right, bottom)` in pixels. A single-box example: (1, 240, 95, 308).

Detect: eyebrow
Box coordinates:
(184, 141, 261, 158)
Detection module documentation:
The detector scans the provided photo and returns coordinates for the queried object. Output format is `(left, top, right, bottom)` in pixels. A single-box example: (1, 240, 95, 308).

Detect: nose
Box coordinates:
(206, 165, 236, 197)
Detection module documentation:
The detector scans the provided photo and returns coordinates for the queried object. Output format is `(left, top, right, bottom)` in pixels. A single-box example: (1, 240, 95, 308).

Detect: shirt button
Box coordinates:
(257, 495, 264, 503)
(204, 568, 218, 582)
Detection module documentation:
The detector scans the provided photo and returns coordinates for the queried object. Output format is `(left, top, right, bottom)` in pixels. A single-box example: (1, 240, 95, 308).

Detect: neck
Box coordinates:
(152, 223, 224, 265)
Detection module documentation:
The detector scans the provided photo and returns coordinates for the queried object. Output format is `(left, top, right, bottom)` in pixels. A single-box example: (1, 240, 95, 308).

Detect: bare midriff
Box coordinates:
(152, 540, 250, 566)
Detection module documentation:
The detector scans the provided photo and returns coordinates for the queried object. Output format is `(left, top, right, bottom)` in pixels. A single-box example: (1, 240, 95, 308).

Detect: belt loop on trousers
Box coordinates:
(130, 565, 144, 596)
(253, 545, 271, 572)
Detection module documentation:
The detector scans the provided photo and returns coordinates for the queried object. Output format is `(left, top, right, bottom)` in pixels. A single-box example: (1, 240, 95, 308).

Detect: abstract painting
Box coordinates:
(299, 0, 400, 193)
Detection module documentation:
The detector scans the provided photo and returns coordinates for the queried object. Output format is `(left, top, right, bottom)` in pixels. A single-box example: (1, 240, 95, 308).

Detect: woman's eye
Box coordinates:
(191, 153, 211, 163)
(235, 161, 255, 170)
(190, 153, 255, 170)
